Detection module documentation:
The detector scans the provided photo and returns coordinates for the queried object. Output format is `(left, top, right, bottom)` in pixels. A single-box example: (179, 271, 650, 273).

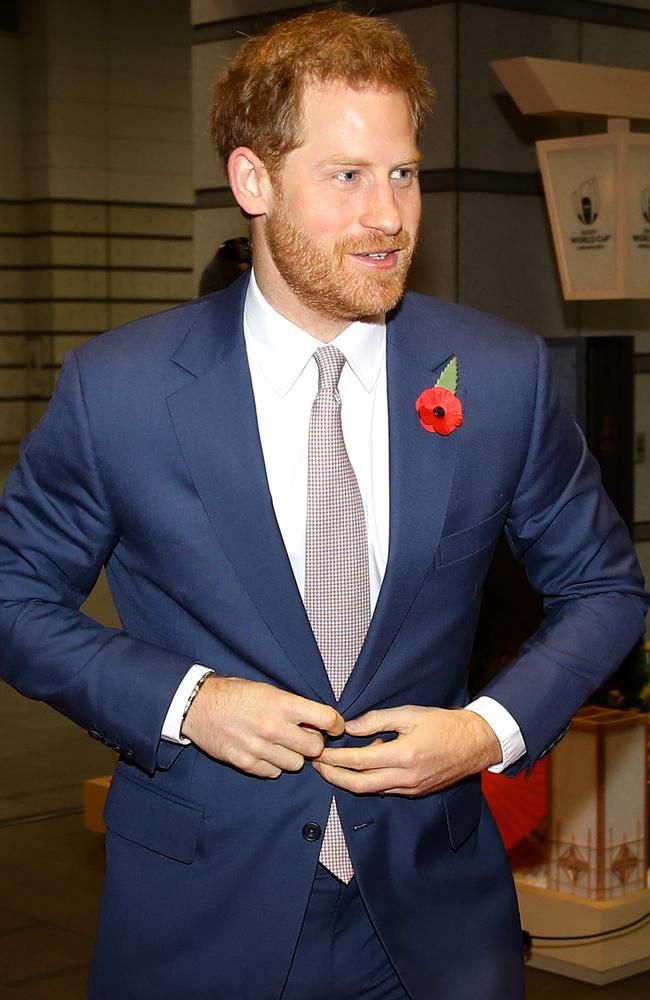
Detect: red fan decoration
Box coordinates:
(482, 759, 549, 851)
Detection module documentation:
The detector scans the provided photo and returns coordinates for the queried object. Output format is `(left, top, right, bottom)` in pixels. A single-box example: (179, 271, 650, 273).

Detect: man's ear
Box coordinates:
(228, 147, 272, 216)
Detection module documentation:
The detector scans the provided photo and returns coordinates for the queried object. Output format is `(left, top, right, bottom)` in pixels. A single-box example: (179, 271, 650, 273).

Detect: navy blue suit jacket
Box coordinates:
(0, 274, 646, 999)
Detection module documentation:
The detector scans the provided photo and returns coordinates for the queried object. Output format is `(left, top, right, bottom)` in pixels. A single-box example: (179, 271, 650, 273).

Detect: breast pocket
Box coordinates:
(436, 503, 508, 568)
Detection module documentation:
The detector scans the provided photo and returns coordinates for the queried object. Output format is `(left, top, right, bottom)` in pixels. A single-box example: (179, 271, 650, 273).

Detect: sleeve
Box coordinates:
(464, 696, 526, 771)
(161, 664, 214, 744)
(0, 351, 197, 775)
(476, 336, 648, 774)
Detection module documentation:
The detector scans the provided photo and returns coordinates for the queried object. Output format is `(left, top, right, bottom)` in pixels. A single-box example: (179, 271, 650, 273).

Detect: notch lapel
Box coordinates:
(166, 280, 331, 703)
(339, 302, 463, 714)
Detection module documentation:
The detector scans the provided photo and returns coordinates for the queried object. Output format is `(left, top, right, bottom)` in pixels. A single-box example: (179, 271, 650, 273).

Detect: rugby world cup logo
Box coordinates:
(642, 186, 650, 224)
(572, 177, 600, 226)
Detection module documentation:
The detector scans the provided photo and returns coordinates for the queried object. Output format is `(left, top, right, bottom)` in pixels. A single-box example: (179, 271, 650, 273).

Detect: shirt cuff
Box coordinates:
(464, 696, 526, 772)
(161, 664, 214, 745)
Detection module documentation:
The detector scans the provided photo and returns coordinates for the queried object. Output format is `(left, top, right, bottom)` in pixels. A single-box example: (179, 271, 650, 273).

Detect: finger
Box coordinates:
(241, 757, 283, 779)
(345, 707, 414, 737)
(256, 762, 283, 779)
(291, 697, 345, 737)
(293, 727, 326, 758)
(316, 740, 400, 771)
(313, 760, 407, 795)
(260, 743, 306, 773)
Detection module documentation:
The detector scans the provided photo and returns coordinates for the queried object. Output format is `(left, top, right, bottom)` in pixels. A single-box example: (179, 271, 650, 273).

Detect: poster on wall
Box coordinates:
(628, 143, 650, 296)
(537, 131, 650, 300)
(543, 145, 617, 296)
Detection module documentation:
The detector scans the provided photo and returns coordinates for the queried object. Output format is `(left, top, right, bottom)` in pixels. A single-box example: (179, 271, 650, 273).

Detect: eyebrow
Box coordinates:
(317, 152, 422, 169)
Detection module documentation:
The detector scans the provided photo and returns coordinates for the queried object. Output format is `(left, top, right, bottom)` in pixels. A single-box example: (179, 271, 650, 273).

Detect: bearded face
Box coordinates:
(240, 85, 421, 333)
(265, 188, 416, 323)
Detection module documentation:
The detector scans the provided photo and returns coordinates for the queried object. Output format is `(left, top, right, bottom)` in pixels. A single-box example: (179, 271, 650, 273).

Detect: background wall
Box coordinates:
(191, 0, 650, 587)
(0, 0, 194, 451)
(0, 0, 647, 582)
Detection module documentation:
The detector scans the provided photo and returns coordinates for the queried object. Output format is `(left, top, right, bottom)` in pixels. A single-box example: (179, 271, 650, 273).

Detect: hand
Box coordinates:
(182, 675, 344, 779)
(312, 706, 501, 797)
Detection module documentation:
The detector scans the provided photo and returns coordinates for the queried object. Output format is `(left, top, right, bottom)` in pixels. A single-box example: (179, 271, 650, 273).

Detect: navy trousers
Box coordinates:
(281, 866, 411, 1000)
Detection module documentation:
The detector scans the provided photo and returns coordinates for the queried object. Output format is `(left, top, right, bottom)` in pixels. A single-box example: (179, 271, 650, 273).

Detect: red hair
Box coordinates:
(210, 9, 434, 175)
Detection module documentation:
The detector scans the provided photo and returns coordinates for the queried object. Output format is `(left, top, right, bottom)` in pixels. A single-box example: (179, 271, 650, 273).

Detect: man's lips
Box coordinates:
(349, 248, 404, 268)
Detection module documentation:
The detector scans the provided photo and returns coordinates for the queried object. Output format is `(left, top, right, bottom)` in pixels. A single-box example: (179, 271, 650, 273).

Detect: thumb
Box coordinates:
(345, 707, 410, 736)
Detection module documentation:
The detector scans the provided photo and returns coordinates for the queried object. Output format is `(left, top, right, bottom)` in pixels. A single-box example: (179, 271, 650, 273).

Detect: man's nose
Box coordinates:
(358, 182, 402, 236)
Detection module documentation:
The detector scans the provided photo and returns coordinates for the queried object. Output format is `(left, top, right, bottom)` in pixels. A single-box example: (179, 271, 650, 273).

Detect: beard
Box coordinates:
(264, 194, 416, 323)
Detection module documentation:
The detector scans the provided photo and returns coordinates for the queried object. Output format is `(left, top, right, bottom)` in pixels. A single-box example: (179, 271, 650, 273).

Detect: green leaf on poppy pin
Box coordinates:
(435, 356, 459, 394)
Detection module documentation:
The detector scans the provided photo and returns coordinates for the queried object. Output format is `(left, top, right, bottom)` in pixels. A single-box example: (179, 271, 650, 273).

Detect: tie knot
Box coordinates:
(314, 345, 346, 393)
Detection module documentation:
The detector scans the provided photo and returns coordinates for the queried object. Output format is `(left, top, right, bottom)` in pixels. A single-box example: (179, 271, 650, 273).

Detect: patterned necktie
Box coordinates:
(305, 345, 371, 882)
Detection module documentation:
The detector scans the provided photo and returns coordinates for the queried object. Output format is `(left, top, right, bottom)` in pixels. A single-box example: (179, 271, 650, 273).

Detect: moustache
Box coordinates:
(336, 233, 412, 256)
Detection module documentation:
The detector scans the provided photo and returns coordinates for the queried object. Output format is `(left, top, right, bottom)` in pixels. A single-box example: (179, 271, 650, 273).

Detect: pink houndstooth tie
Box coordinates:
(305, 345, 371, 882)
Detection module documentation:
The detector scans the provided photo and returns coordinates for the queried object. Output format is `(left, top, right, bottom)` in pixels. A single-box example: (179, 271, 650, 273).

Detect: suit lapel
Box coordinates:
(166, 282, 461, 711)
(339, 301, 463, 714)
(166, 278, 331, 702)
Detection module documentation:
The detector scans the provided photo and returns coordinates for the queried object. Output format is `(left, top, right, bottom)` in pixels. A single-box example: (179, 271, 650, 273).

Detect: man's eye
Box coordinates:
(335, 170, 357, 182)
(391, 168, 415, 183)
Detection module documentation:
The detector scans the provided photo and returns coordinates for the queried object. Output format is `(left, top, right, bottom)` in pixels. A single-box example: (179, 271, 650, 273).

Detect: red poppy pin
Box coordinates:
(415, 356, 463, 436)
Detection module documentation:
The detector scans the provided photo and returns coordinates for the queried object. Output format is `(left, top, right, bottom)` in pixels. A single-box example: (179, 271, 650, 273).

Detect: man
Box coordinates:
(0, 10, 646, 1000)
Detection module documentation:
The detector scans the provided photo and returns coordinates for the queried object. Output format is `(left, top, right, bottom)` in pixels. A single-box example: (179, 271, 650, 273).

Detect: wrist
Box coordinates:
(180, 672, 215, 741)
(465, 710, 502, 769)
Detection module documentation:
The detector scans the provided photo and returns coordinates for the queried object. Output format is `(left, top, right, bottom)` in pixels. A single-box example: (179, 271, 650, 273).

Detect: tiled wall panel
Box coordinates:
(109, 205, 192, 237)
(1, 0, 193, 443)
(459, 192, 579, 336)
(109, 301, 181, 327)
(31, 236, 108, 267)
(109, 71, 190, 110)
(191, 0, 305, 25)
(0, 339, 26, 366)
(193, 38, 242, 191)
(108, 106, 190, 143)
(42, 100, 107, 138)
(35, 66, 107, 105)
(0, 239, 24, 266)
(108, 4, 190, 43)
(193, 206, 248, 294)
(458, 5, 580, 174)
(0, 305, 25, 333)
(109, 271, 192, 300)
(0, 402, 27, 443)
(0, 36, 23, 199)
(580, 301, 650, 350)
(409, 192, 457, 301)
(389, 6, 456, 171)
(0, 272, 25, 298)
(28, 167, 109, 202)
(0, 369, 26, 398)
(110, 237, 192, 269)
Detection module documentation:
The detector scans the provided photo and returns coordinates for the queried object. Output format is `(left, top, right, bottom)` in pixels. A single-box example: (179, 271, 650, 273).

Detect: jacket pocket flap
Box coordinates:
(437, 503, 508, 567)
(104, 772, 203, 864)
(442, 776, 482, 851)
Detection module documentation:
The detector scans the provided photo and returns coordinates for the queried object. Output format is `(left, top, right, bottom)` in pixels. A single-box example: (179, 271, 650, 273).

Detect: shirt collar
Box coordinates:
(244, 268, 385, 397)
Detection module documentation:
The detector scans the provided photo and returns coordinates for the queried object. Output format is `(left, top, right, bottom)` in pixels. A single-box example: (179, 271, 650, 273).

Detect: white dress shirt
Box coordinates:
(162, 270, 525, 773)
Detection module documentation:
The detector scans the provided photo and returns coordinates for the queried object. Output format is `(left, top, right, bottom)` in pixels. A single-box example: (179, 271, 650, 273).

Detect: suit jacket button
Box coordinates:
(302, 822, 322, 842)
(122, 749, 135, 762)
